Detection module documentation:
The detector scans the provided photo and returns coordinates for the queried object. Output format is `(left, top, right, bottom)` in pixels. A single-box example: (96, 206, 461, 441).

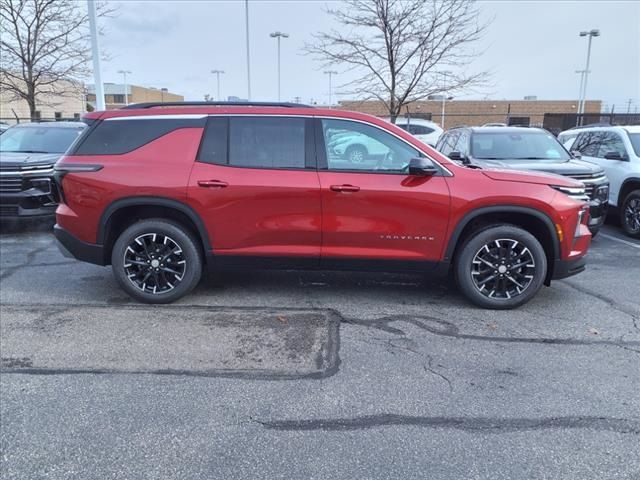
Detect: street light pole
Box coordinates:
(270, 31, 289, 101)
(324, 70, 337, 106)
(578, 29, 600, 124)
(575, 69, 588, 125)
(211, 70, 225, 101)
(245, 0, 251, 100)
(117, 70, 131, 105)
(87, 0, 105, 110)
(438, 71, 452, 129)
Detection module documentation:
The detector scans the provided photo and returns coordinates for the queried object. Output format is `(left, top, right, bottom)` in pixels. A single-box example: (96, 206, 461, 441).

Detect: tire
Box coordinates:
(345, 144, 367, 164)
(111, 219, 203, 304)
(454, 225, 547, 309)
(620, 189, 640, 239)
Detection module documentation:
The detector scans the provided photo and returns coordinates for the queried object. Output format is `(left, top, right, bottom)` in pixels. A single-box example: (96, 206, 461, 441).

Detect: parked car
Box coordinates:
(559, 125, 640, 238)
(54, 102, 591, 309)
(435, 126, 609, 236)
(0, 122, 86, 219)
(387, 118, 444, 146)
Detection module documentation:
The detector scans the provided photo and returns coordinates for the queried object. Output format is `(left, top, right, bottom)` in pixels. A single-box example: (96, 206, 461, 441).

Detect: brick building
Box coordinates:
(338, 99, 603, 131)
(87, 83, 184, 110)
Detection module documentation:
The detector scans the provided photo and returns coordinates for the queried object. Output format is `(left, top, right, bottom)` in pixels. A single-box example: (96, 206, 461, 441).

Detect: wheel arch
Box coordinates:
(444, 206, 561, 284)
(98, 197, 211, 264)
(619, 178, 640, 205)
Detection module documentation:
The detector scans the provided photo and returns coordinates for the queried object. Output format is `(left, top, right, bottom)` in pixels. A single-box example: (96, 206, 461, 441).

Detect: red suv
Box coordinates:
(53, 102, 591, 309)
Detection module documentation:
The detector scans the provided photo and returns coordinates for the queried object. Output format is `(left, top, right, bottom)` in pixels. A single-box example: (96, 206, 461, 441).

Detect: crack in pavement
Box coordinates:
(255, 414, 640, 433)
(342, 314, 640, 348)
(560, 279, 640, 324)
(0, 244, 57, 281)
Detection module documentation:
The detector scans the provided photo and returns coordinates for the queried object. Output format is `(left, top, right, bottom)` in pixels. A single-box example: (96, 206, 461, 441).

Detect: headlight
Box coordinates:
(550, 185, 588, 201)
(595, 184, 609, 202)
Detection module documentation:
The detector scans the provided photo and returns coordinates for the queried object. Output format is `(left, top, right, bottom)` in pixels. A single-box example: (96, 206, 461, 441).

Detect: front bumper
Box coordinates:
(552, 255, 587, 280)
(587, 199, 607, 230)
(54, 224, 106, 266)
(0, 179, 57, 219)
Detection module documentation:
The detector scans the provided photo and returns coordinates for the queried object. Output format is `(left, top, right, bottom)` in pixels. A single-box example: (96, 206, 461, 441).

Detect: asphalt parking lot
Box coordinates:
(1, 220, 639, 480)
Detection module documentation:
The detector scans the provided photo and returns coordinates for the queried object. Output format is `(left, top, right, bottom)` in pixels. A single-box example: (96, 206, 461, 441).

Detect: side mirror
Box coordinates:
(604, 151, 626, 161)
(448, 151, 467, 162)
(571, 151, 582, 159)
(409, 157, 438, 176)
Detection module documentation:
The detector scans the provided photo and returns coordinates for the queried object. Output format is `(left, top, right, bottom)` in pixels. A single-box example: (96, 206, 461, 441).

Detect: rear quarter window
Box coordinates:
(73, 117, 206, 155)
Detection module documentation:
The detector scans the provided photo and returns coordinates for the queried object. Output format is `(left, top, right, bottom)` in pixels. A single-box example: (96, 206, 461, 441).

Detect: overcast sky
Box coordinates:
(98, 0, 639, 111)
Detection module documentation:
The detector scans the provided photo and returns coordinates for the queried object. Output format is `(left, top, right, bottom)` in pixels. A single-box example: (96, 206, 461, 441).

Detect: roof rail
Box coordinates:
(568, 122, 612, 130)
(120, 101, 312, 110)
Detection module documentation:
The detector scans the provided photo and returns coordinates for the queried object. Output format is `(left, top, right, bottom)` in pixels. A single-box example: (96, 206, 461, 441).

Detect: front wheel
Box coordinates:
(111, 219, 202, 304)
(620, 190, 640, 238)
(454, 225, 547, 309)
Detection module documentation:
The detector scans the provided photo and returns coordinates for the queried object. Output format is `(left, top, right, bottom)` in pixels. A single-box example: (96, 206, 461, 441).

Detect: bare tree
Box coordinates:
(0, 0, 111, 120)
(307, 0, 490, 122)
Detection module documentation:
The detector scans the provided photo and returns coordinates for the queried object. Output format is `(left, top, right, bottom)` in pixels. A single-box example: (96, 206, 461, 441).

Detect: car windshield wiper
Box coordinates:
(511, 157, 559, 160)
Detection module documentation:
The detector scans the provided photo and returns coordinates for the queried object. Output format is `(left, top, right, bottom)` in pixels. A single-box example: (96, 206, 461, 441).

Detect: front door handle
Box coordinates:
(330, 184, 360, 193)
(198, 180, 228, 188)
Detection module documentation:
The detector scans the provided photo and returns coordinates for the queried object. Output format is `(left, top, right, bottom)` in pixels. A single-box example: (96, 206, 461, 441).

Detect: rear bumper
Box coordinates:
(552, 255, 586, 280)
(54, 224, 106, 266)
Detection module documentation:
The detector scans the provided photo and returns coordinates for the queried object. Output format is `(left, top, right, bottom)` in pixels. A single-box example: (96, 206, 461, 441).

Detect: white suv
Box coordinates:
(386, 118, 444, 147)
(559, 125, 640, 238)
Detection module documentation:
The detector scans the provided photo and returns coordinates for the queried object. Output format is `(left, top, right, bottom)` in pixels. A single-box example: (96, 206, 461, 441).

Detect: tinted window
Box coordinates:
(470, 131, 570, 160)
(321, 119, 420, 173)
(0, 126, 85, 154)
(629, 133, 640, 156)
(597, 132, 627, 159)
(75, 118, 205, 155)
(229, 117, 305, 169)
(407, 124, 435, 135)
(572, 132, 602, 157)
(437, 131, 460, 155)
(197, 117, 228, 165)
(454, 131, 469, 155)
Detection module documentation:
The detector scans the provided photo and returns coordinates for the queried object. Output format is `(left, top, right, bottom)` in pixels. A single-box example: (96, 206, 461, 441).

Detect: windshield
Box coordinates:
(0, 126, 84, 154)
(471, 131, 571, 161)
(629, 133, 640, 157)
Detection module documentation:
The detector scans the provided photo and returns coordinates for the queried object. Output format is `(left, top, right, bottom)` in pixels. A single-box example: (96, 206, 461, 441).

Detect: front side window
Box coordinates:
(0, 126, 85, 154)
(470, 131, 570, 160)
(597, 132, 627, 159)
(572, 132, 602, 157)
(229, 117, 306, 169)
(321, 119, 420, 173)
(628, 133, 640, 157)
(437, 131, 460, 156)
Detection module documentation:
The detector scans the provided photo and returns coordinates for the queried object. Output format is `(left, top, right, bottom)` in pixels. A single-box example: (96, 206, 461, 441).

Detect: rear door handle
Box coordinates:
(198, 180, 228, 188)
(330, 184, 360, 193)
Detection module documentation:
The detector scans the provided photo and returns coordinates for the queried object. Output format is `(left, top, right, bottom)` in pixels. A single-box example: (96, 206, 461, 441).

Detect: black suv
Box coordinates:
(0, 122, 85, 219)
(436, 126, 609, 235)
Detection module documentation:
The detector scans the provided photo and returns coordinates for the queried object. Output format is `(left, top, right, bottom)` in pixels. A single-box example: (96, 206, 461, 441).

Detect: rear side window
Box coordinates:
(74, 117, 205, 155)
(228, 117, 306, 169)
(197, 117, 228, 165)
(408, 125, 435, 135)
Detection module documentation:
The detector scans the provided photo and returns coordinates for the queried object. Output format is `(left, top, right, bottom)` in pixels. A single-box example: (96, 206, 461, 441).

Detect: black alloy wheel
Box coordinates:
(112, 219, 202, 303)
(455, 225, 547, 309)
(621, 190, 640, 238)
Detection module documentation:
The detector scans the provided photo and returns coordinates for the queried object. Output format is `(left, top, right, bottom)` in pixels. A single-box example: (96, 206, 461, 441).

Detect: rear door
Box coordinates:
(188, 116, 321, 264)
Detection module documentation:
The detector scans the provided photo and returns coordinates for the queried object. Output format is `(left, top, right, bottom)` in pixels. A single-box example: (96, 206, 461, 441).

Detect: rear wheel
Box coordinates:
(620, 190, 640, 238)
(345, 144, 367, 164)
(111, 219, 202, 303)
(454, 225, 547, 309)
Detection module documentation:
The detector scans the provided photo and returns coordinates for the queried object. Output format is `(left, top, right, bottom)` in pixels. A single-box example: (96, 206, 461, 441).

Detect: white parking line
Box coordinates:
(599, 233, 640, 250)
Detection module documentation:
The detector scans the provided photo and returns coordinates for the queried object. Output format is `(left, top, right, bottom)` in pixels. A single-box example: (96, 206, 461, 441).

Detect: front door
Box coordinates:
(188, 116, 321, 264)
(316, 118, 451, 268)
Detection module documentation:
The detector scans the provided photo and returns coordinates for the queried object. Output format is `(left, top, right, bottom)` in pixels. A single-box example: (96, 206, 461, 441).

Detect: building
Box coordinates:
(338, 99, 603, 133)
(0, 76, 86, 123)
(86, 83, 184, 110)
